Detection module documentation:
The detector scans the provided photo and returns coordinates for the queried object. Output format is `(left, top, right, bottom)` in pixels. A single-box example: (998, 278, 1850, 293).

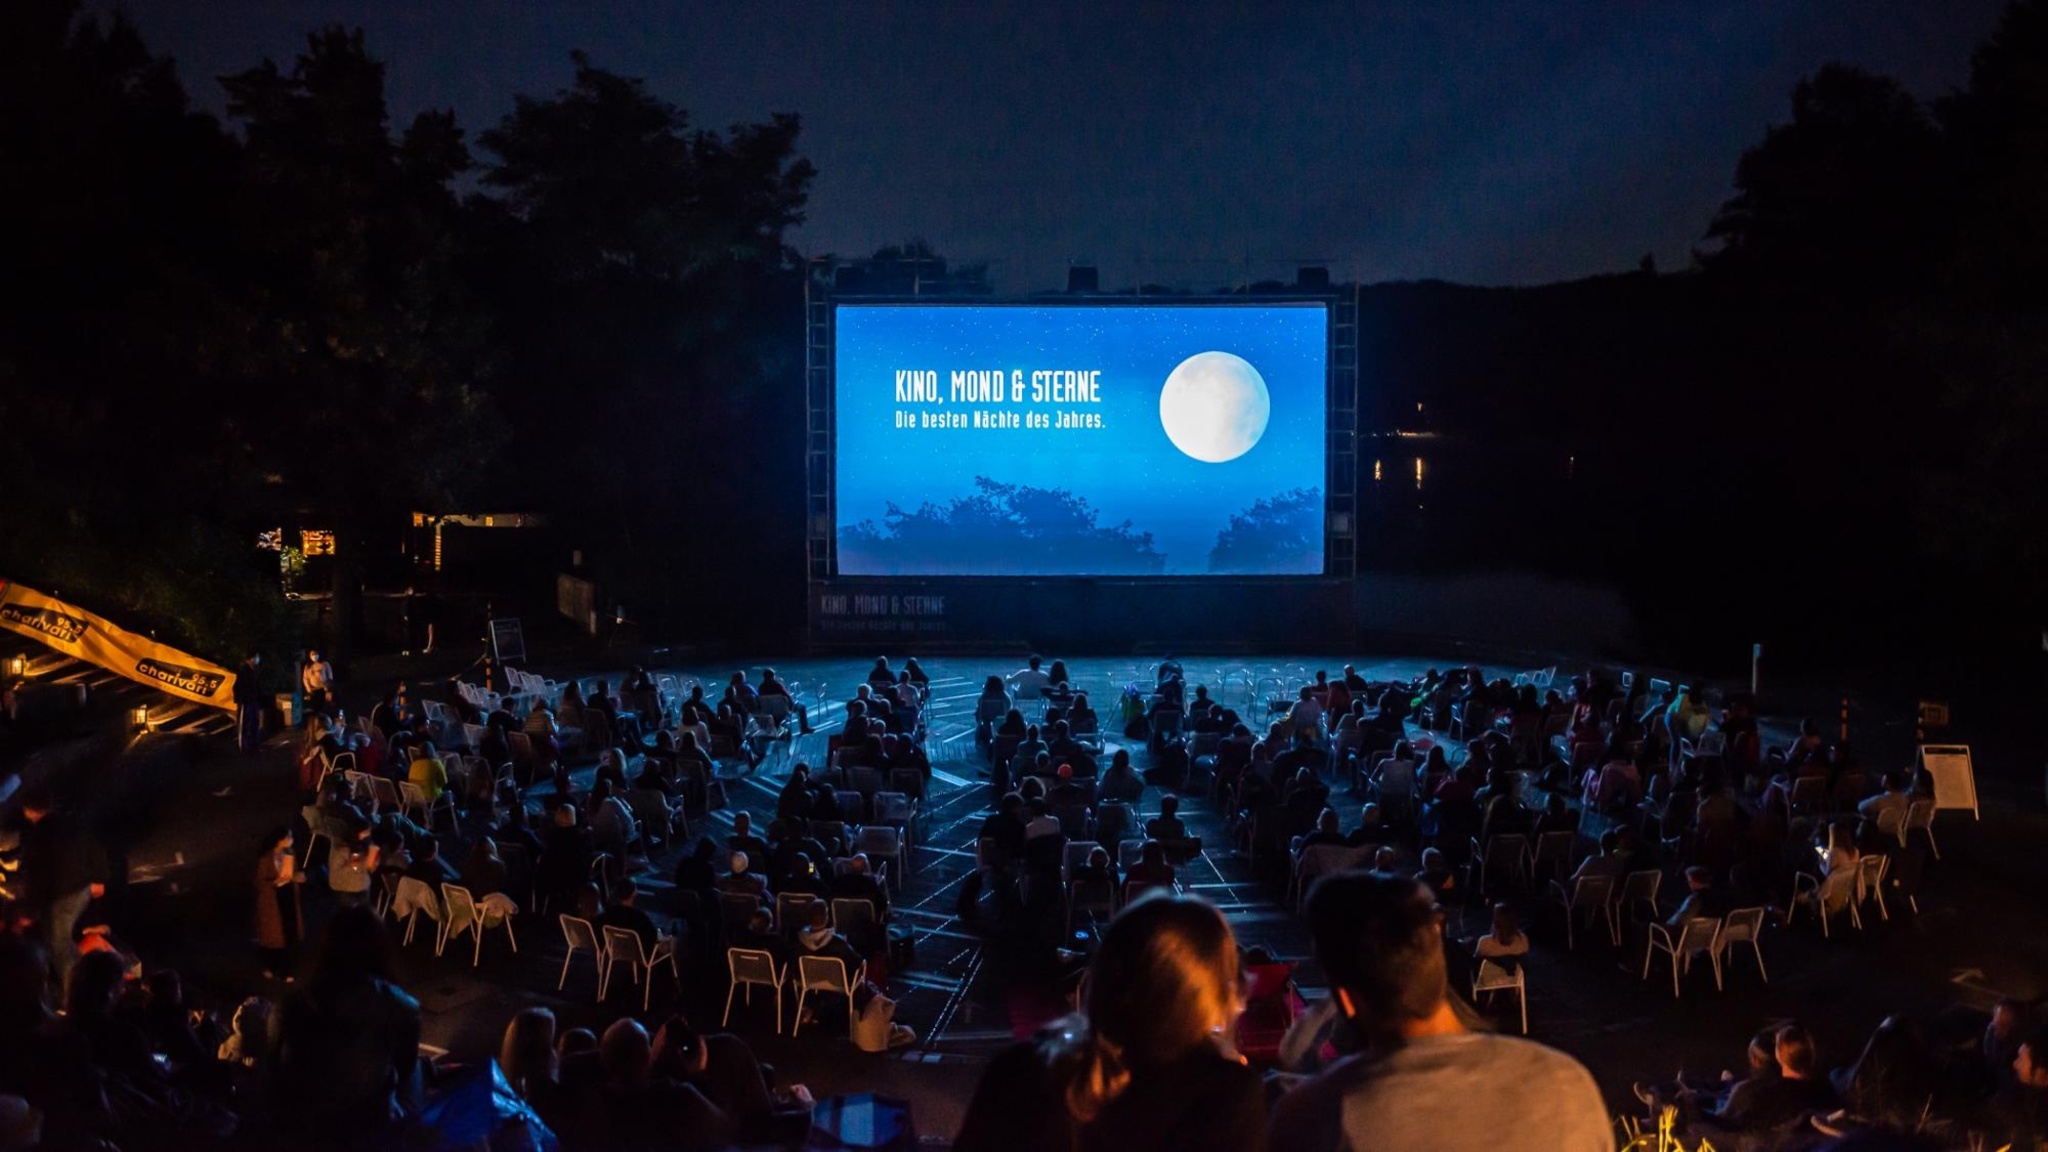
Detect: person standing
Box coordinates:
(234, 652, 265, 753)
(300, 649, 335, 721)
(14, 790, 106, 990)
(254, 827, 303, 982)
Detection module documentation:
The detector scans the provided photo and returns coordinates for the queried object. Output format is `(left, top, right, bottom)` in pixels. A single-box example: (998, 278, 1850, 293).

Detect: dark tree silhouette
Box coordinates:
(1701, 64, 1948, 302)
(1207, 489, 1323, 574)
(840, 478, 1164, 576)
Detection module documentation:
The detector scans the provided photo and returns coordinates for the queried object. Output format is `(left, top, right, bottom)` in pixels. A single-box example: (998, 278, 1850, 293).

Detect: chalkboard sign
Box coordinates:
(1918, 743, 1979, 819)
(487, 617, 526, 665)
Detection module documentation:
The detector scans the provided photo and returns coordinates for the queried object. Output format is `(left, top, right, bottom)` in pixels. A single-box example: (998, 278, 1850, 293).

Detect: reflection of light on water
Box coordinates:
(1413, 457, 1424, 489)
(1372, 459, 1382, 482)
(1567, 453, 1576, 480)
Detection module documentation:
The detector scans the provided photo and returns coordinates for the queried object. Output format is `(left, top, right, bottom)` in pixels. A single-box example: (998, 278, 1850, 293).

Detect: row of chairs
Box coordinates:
(723, 948, 866, 1037)
(387, 878, 520, 965)
(1788, 851, 1903, 937)
(556, 915, 681, 1010)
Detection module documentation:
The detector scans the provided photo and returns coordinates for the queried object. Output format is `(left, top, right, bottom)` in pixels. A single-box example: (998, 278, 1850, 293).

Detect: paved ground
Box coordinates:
(10, 641, 2048, 1144)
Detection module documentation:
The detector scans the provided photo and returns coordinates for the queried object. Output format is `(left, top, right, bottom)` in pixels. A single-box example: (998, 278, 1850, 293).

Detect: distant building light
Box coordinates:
(255, 528, 283, 552)
(301, 530, 336, 556)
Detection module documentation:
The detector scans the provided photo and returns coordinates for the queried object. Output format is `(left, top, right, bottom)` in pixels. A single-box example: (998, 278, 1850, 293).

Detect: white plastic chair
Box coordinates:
(599, 926, 680, 1011)
(828, 897, 878, 939)
(1472, 957, 1527, 1033)
(853, 826, 906, 887)
(1854, 853, 1890, 922)
(723, 948, 786, 1031)
(1644, 917, 1722, 997)
(1790, 869, 1862, 937)
(1617, 869, 1663, 924)
(390, 876, 443, 947)
(1901, 799, 1939, 859)
(1468, 834, 1531, 894)
(1289, 844, 1370, 911)
(438, 883, 518, 965)
(792, 953, 864, 1036)
(558, 914, 605, 995)
(1717, 906, 1768, 984)
(873, 791, 920, 847)
(1549, 873, 1618, 949)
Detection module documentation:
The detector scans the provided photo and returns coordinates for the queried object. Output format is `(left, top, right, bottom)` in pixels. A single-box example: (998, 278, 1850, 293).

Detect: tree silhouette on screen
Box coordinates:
(840, 477, 1165, 575)
(1207, 488, 1323, 574)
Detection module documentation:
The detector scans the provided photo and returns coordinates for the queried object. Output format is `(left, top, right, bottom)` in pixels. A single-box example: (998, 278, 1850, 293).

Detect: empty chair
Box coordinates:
(1549, 873, 1618, 949)
(886, 767, 926, 803)
(792, 954, 863, 1037)
(1901, 798, 1939, 859)
(719, 892, 763, 936)
(1788, 775, 1827, 816)
(854, 825, 906, 885)
(1289, 844, 1370, 911)
(829, 897, 878, 940)
(1530, 830, 1577, 883)
(439, 883, 518, 965)
(557, 914, 605, 996)
(1854, 853, 1890, 922)
(1067, 876, 1116, 936)
(370, 776, 402, 816)
(775, 892, 819, 938)
(873, 791, 920, 846)
(1468, 834, 1531, 895)
(599, 926, 680, 1011)
(1644, 917, 1722, 997)
(1717, 906, 1768, 984)
(723, 948, 787, 1031)
(1093, 801, 1133, 846)
(847, 766, 884, 800)
(1617, 869, 1663, 924)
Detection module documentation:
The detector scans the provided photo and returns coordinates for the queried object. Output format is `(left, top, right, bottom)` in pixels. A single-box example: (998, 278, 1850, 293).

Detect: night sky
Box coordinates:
(110, 0, 2006, 291)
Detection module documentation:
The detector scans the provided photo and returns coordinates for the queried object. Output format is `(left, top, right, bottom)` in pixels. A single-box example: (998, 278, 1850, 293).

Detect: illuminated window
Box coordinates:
(301, 530, 336, 556)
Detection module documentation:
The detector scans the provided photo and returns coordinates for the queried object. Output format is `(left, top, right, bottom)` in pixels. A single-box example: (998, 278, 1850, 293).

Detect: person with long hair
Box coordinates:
(954, 892, 1266, 1152)
(499, 1007, 559, 1106)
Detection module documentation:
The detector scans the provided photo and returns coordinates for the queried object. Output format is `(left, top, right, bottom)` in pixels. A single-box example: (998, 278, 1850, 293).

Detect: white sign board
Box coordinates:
(1918, 744, 1979, 819)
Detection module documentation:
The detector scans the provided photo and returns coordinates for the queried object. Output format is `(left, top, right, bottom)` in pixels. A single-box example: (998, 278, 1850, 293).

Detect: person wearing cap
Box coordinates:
(1047, 763, 1089, 808)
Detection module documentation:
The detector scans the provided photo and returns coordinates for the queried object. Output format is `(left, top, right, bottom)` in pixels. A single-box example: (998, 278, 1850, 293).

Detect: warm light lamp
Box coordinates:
(4, 654, 26, 680)
(130, 704, 151, 731)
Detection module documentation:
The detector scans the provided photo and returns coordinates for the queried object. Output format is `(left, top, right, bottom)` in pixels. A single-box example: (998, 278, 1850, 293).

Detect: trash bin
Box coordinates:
(275, 692, 297, 728)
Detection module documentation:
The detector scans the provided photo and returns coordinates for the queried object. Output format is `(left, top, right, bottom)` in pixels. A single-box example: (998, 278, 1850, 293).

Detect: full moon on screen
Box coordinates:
(1158, 350, 1272, 463)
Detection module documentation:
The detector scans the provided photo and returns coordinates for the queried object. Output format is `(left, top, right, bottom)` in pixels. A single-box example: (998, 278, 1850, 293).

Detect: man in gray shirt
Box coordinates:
(1269, 871, 1612, 1152)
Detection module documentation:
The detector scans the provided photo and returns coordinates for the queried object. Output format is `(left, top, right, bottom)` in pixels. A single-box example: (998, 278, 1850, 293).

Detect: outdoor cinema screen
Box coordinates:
(835, 302, 1328, 577)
